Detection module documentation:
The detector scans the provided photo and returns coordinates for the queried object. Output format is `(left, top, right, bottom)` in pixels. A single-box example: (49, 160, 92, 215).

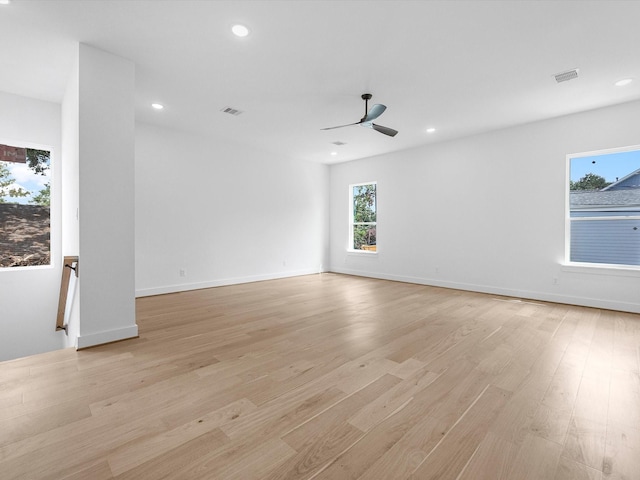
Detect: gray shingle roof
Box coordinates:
(570, 188, 640, 209)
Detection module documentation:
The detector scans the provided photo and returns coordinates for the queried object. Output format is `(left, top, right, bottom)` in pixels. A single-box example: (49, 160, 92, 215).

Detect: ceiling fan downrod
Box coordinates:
(362, 93, 372, 119)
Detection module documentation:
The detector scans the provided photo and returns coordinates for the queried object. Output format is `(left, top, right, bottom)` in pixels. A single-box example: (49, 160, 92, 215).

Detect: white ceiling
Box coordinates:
(1, 0, 639, 164)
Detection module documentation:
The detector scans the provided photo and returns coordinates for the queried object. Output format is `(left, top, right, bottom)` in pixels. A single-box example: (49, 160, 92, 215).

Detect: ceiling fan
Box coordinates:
(321, 93, 398, 137)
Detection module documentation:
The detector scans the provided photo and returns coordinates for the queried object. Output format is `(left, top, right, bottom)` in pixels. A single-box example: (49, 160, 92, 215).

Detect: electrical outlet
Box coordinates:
(552, 277, 558, 285)
(179, 269, 186, 277)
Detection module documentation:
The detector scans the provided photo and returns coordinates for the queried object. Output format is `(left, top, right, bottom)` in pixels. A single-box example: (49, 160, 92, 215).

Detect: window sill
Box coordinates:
(0, 264, 53, 273)
(561, 262, 640, 277)
(347, 249, 378, 256)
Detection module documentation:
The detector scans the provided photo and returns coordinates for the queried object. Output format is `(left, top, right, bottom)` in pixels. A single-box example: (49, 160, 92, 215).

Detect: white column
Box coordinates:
(75, 43, 137, 348)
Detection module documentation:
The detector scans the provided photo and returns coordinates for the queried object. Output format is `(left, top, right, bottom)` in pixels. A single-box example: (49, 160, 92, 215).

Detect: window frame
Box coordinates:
(0, 139, 54, 271)
(348, 181, 377, 254)
(565, 144, 640, 270)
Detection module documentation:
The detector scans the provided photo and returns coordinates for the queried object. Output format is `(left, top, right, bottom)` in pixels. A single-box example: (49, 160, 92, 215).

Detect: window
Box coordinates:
(0, 143, 51, 268)
(350, 182, 377, 252)
(567, 146, 640, 267)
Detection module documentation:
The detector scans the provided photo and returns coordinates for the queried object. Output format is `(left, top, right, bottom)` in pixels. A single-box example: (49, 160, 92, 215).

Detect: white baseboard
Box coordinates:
(135, 268, 323, 298)
(76, 324, 139, 349)
(330, 266, 640, 314)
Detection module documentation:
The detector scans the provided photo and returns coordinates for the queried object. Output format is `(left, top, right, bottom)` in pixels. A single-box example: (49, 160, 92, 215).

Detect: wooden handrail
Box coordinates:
(56, 256, 78, 333)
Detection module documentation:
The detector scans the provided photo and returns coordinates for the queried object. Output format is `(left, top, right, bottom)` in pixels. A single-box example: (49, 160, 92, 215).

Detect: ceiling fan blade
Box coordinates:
(320, 121, 361, 131)
(372, 123, 398, 137)
(362, 104, 386, 122)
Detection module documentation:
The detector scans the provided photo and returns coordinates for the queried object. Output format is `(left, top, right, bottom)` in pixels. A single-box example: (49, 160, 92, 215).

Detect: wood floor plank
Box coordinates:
(456, 431, 520, 480)
(489, 337, 568, 446)
(113, 429, 234, 480)
(388, 357, 427, 379)
(60, 460, 115, 480)
(0, 397, 92, 448)
(508, 433, 564, 480)
(347, 366, 439, 432)
(563, 416, 607, 472)
(0, 389, 22, 410)
(107, 398, 253, 475)
(208, 438, 297, 480)
(0, 273, 638, 479)
(554, 455, 603, 480)
(267, 375, 400, 480)
(408, 384, 511, 480)
(540, 363, 584, 412)
(314, 360, 483, 480)
(219, 386, 346, 440)
(353, 413, 449, 480)
(0, 408, 168, 479)
(530, 402, 573, 446)
(603, 423, 640, 479)
(607, 368, 640, 428)
(574, 373, 610, 422)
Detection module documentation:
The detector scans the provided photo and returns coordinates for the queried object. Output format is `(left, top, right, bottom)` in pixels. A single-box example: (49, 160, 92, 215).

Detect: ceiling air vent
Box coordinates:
(554, 69, 579, 83)
(332, 141, 347, 146)
(221, 106, 243, 116)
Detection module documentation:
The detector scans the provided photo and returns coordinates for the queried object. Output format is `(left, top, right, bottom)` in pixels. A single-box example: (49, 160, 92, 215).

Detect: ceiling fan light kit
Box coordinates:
(322, 93, 398, 137)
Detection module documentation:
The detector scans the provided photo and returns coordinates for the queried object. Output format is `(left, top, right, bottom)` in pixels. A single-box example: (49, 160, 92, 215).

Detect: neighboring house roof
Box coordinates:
(602, 167, 640, 191)
(570, 188, 640, 210)
(571, 167, 640, 210)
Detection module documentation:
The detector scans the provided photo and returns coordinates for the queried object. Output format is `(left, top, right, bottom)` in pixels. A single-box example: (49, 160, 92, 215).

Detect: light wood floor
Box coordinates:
(1, 274, 639, 479)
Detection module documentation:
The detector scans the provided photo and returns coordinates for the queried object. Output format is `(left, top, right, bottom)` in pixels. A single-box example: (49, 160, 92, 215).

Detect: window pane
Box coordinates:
(353, 225, 376, 251)
(569, 148, 640, 266)
(571, 218, 640, 265)
(353, 184, 376, 223)
(0, 147, 51, 267)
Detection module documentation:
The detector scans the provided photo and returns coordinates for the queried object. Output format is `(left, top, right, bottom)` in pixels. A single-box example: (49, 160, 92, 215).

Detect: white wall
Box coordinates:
(0, 91, 63, 361)
(329, 100, 640, 314)
(135, 123, 329, 296)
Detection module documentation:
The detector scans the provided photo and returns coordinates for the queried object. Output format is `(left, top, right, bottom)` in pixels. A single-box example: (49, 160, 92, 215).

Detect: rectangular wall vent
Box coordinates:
(221, 106, 243, 116)
(554, 69, 579, 83)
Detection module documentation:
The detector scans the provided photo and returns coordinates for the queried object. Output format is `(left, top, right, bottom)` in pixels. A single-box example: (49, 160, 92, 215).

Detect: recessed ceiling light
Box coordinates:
(151, 103, 164, 110)
(330, 152, 338, 156)
(426, 128, 436, 133)
(614, 78, 633, 87)
(232, 24, 250, 37)
(0, 1, 11, 5)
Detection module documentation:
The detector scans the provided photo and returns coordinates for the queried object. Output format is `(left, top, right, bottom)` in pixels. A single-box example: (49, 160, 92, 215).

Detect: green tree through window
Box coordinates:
(570, 173, 611, 191)
(0, 146, 51, 267)
(351, 183, 377, 251)
(0, 163, 30, 202)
